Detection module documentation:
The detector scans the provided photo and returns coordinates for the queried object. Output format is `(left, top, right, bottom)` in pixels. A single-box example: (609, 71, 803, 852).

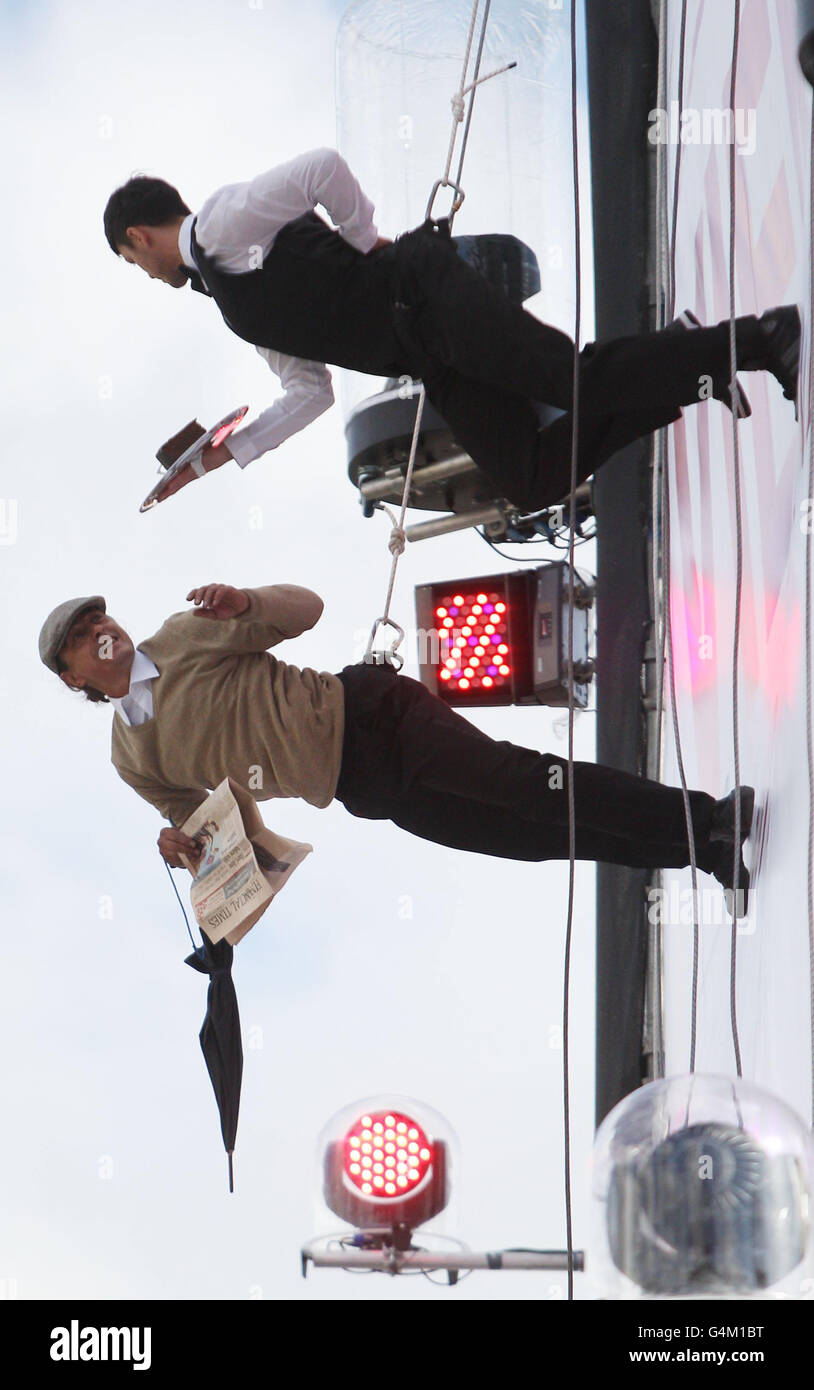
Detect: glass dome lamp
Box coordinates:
(590, 1074, 814, 1300)
(335, 1, 579, 532)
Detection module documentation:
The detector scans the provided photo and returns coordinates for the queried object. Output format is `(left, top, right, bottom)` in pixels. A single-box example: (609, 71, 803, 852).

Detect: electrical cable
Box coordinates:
(477, 529, 594, 565)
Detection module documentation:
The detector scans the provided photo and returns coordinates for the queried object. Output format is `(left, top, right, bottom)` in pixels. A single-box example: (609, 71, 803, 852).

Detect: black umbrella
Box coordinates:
(185, 933, 243, 1192)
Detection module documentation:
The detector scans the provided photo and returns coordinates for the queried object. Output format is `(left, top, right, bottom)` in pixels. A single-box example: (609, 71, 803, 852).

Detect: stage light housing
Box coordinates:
(415, 564, 593, 708)
(318, 1095, 454, 1243)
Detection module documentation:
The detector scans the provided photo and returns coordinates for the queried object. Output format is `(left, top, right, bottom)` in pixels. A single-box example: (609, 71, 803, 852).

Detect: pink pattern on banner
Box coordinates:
(659, 0, 810, 1112)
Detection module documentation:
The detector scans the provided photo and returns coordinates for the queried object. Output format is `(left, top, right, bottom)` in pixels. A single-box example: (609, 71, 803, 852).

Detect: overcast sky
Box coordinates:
(0, 0, 598, 1303)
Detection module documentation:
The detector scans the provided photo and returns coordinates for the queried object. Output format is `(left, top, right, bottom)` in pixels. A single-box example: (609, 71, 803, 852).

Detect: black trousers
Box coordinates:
(386, 222, 766, 510)
(334, 664, 717, 870)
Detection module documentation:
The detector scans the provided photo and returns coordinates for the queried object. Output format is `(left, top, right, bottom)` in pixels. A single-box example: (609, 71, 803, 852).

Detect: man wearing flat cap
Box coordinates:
(39, 582, 753, 905)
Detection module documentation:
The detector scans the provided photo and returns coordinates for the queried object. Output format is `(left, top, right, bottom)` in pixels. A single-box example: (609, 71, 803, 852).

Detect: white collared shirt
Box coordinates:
(110, 649, 160, 728)
(179, 147, 380, 469)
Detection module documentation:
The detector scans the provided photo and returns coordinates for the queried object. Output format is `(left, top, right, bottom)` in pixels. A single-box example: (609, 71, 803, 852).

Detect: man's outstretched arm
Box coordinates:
(173, 582, 324, 655)
(220, 351, 334, 469)
(155, 350, 335, 498)
(185, 581, 323, 636)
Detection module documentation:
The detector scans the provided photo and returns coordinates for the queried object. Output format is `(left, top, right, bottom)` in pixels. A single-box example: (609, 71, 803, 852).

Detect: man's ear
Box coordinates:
(58, 669, 84, 693)
(125, 226, 149, 250)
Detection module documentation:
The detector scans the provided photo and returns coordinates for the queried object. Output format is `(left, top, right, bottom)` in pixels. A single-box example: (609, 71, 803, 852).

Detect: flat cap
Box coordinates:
(39, 596, 106, 673)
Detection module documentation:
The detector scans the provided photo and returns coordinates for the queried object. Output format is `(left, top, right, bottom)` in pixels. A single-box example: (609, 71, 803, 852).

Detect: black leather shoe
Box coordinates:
(724, 872, 750, 920)
(709, 785, 755, 846)
(748, 306, 801, 418)
(670, 309, 751, 418)
(712, 850, 750, 919)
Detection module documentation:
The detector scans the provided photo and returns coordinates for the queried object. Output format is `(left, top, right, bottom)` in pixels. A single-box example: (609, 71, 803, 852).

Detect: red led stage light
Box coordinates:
(415, 566, 594, 709)
(323, 1105, 449, 1234)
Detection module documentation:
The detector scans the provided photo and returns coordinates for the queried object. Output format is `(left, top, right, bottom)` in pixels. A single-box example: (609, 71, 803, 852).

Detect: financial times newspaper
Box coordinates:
(179, 778, 312, 947)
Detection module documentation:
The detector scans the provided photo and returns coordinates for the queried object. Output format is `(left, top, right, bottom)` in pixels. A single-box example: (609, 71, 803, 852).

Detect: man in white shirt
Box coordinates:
(103, 147, 801, 511)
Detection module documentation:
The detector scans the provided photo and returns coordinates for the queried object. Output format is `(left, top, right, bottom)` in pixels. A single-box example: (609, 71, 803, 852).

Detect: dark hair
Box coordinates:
(55, 654, 109, 705)
(104, 175, 191, 254)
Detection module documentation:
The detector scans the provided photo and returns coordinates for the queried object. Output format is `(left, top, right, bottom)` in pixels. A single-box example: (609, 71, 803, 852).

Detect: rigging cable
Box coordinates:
(650, 0, 670, 1081)
(561, 0, 582, 1304)
(800, 102, 805, 1123)
(425, 0, 515, 222)
(807, 100, 814, 1125)
(367, 1, 581, 1295)
(431, 0, 479, 220)
(656, 0, 704, 1074)
(726, 0, 744, 1076)
(368, 0, 505, 665)
(364, 385, 426, 666)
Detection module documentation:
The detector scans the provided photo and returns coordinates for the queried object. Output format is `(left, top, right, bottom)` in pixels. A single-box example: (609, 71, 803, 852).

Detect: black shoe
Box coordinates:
(745, 305, 801, 419)
(669, 309, 751, 418)
(708, 784, 755, 846)
(706, 785, 754, 917)
(714, 851, 750, 919)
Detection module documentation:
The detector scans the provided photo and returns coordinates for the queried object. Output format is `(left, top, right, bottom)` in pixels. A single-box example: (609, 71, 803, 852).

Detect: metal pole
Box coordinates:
(359, 453, 476, 501)
(302, 1246, 584, 1272)
(404, 504, 505, 542)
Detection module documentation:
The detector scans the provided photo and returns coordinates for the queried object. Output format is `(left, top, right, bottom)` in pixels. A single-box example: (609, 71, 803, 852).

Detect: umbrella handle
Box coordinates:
(228, 1151, 234, 1194)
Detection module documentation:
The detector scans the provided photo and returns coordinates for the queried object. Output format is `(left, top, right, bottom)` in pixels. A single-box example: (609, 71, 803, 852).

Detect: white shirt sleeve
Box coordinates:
(226, 348, 335, 468)
(196, 147, 379, 270)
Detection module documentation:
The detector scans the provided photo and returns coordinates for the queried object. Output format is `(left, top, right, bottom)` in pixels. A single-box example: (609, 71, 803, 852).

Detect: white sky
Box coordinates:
(0, 0, 599, 1302)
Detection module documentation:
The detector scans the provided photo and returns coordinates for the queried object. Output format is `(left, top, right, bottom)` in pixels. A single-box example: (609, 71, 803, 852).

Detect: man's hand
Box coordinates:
(186, 584, 251, 619)
(158, 827, 202, 869)
(157, 441, 233, 503)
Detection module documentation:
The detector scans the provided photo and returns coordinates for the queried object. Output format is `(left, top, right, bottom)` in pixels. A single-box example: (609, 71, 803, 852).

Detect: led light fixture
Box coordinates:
(322, 1099, 450, 1243)
(415, 564, 594, 708)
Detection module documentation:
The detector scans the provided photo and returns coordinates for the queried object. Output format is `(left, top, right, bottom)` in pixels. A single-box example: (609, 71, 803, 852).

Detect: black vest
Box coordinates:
(189, 212, 407, 376)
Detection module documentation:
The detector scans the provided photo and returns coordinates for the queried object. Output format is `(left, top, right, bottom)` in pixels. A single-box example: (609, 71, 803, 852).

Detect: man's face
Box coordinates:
(58, 607, 135, 695)
(118, 227, 188, 288)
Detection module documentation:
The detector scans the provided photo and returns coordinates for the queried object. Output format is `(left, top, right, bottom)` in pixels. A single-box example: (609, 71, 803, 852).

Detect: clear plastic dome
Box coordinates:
(590, 1074, 814, 1300)
(335, 0, 577, 419)
(306, 1093, 462, 1256)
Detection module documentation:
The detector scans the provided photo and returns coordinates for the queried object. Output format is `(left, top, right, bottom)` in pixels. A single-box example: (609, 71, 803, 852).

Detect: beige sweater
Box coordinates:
(111, 585, 345, 827)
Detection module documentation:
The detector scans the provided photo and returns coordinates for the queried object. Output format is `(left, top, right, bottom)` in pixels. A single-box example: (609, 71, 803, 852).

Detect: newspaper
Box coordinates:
(179, 778, 312, 947)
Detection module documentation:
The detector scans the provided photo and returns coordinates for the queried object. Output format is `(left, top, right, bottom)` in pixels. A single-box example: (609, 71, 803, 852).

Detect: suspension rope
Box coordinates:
(648, 0, 670, 1082)
(364, 385, 426, 665)
(425, 0, 515, 224)
(656, 0, 703, 1074)
(668, 0, 689, 321)
(368, 0, 506, 664)
(439, 1, 480, 196)
(800, 102, 805, 1123)
(726, 0, 744, 1076)
(561, 0, 581, 1305)
(451, 0, 493, 220)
